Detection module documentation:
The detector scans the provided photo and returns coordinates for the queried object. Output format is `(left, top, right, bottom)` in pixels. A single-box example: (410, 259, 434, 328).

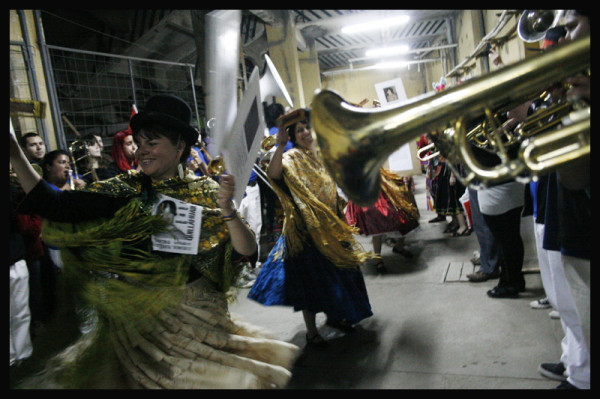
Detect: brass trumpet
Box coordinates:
(196, 142, 225, 176)
(207, 155, 226, 176)
(68, 139, 99, 183)
(261, 135, 277, 152)
(311, 35, 590, 206)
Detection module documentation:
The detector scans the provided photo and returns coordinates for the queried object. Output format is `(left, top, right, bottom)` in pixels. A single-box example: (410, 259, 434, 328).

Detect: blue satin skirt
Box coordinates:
(248, 235, 373, 325)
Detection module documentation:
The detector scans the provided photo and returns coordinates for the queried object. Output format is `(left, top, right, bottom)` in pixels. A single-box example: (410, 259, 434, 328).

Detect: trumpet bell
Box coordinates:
(518, 10, 564, 43)
(208, 156, 226, 176)
(261, 135, 277, 151)
(312, 35, 589, 207)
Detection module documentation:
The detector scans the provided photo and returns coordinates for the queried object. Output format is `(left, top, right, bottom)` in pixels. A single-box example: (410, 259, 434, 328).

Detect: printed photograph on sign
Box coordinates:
(374, 78, 413, 172)
(151, 194, 203, 255)
(374, 78, 407, 107)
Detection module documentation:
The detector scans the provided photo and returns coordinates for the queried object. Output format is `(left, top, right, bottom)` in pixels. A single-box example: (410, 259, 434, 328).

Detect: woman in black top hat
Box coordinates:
(10, 94, 299, 389)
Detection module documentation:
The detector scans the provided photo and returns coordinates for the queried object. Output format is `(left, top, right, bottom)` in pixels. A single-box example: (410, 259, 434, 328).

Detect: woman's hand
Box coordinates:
(217, 174, 236, 214)
(275, 120, 290, 147)
(217, 173, 257, 256)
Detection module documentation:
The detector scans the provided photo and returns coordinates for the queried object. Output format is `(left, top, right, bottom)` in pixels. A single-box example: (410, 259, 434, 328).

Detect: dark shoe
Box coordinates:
(487, 286, 519, 298)
(326, 319, 356, 333)
(374, 261, 387, 274)
(452, 228, 471, 237)
(306, 333, 329, 349)
(428, 215, 446, 223)
(467, 271, 495, 282)
(539, 362, 567, 381)
(556, 381, 578, 389)
(392, 247, 413, 258)
(443, 224, 458, 233)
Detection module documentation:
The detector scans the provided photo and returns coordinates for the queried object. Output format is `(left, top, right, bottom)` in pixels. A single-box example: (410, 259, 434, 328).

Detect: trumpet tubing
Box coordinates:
(516, 101, 573, 138)
(416, 142, 439, 161)
(311, 35, 589, 206)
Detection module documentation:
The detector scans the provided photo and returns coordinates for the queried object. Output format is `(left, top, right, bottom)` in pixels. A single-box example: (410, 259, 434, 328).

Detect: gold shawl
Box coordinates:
(380, 168, 420, 221)
(41, 170, 243, 326)
(268, 148, 370, 269)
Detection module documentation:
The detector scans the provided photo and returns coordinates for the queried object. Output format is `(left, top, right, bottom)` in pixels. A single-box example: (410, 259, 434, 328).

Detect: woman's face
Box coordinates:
(134, 129, 183, 182)
(47, 154, 71, 185)
(293, 121, 313, 150)
(87, 141, 102, 158)
(122, 135, 137, 160)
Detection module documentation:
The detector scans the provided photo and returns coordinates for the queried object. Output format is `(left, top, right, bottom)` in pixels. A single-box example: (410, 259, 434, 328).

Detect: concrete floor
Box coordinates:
(230, 174, 565, 389)
(10, 174, 565, 389)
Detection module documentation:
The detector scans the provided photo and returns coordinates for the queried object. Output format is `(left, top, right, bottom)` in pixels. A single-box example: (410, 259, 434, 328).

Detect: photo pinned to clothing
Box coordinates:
(151, 193, 203, 255)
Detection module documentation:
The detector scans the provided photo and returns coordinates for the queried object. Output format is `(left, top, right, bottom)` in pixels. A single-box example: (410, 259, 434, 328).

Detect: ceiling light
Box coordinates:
(365, 44, 409, 58)
(341, 15, 410, 34)
(373, 60, 408, 70)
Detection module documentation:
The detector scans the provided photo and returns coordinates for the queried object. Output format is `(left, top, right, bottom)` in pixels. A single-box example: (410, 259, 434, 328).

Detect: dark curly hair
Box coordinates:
(287, 109, 311, 147)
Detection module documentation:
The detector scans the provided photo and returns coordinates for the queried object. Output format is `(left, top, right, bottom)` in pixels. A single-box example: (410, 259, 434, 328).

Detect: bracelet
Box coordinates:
(221, 210, 237, 222)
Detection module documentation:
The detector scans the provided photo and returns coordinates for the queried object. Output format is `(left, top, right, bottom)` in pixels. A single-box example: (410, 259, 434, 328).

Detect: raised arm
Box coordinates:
(266, 120, 290, 181)
(9, 129, 42, 193)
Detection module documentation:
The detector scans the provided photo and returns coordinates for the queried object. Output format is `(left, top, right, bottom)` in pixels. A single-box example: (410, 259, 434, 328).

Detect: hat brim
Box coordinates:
(131, 112, 198, 145)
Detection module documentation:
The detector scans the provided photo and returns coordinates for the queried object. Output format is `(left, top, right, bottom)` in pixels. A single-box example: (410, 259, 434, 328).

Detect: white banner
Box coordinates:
(222, 67, 265, 205)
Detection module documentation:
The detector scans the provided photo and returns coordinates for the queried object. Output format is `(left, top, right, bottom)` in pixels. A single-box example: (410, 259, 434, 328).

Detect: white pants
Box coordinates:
(238, 184, 262, 263)
(562, 253, 590, 387)
(534, 222, 590, 388)
(10, 260, 33, 365)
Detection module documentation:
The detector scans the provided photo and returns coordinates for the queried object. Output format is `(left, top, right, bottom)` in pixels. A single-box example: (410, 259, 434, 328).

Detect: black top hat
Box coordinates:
(130, 94, 198, 145)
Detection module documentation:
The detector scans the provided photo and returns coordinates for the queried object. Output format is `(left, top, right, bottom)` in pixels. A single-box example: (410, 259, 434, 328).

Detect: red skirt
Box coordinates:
(346, 191, 419, 237)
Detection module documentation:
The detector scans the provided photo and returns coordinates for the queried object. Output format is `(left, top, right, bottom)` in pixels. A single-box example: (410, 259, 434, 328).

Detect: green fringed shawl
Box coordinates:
(41, 172, 244, 327)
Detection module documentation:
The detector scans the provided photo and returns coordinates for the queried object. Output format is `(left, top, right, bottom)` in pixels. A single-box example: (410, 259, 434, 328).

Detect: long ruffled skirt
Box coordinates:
(345, 191, 419, 237)
(18, 277, 299, 389)
(248, 235, 373, 325)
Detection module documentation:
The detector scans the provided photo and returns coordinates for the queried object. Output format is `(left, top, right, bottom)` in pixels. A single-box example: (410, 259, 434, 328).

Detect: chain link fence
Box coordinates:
(46, 45, 202, 152)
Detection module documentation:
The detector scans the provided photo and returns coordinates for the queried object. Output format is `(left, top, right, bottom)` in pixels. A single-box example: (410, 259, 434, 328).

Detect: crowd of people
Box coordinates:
(9, 10, 589, 390)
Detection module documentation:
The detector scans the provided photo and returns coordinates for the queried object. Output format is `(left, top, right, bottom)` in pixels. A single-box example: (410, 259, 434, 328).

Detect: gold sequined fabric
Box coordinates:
(380, 168, 420, 222)
(268, 148, 370, 268)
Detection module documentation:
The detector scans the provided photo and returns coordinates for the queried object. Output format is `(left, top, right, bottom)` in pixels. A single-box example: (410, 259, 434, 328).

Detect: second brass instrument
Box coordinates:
(311, 35, 589, 207)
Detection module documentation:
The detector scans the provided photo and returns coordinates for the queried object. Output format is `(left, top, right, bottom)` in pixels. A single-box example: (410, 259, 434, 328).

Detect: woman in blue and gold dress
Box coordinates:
(10, 95, 298, 388)
(248, 110, 373, 347)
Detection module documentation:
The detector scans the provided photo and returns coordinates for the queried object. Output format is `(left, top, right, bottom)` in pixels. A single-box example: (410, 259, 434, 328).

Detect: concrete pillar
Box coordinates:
(298, 37, 322, 108)
(265, 11, 305, 108)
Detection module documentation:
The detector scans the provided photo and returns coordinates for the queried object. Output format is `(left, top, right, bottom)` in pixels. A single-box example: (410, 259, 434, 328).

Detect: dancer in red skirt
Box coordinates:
(346, 168, 420, 274)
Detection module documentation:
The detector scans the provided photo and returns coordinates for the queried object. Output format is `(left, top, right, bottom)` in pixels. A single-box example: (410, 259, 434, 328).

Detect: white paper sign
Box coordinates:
(151, 194, 203, 255)
(205, 10, 241, 155)
(222, 67, 265, 205)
